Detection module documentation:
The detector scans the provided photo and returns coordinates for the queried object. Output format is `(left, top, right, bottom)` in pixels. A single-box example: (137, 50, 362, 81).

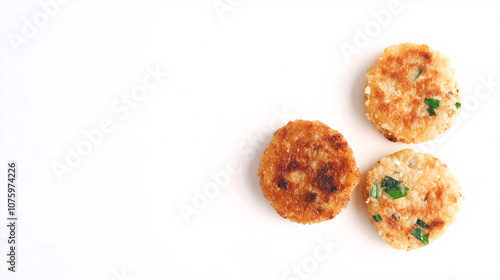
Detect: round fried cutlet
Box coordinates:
(258, 120, 360, 224)
(363, 149, 463, 251)
(364, 43, 461, 143)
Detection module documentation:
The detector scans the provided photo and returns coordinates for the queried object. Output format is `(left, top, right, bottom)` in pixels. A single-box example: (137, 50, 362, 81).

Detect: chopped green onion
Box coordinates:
(381, 176, 401, 189)
(411, 228, 429, 245)
(455, 102, 461, 108)
(414, 68, 423, 81)
(370, 185, 379, 198)
(381, 176, 409, 199)
(448, 91, 453, 95)
(385, 186, 409, 199)
(427, 107, 436, 116)
(425, 98, 439, 116)
(416, 219, 429, 229)
(425, 98, 440, 108)
(373, 214, 383, 222)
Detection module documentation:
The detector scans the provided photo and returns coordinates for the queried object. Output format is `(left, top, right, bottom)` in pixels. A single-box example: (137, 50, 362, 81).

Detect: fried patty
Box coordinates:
(364, 43, 461, 143)
(363, 149, 463, 250)
(258, 120, 360, 224)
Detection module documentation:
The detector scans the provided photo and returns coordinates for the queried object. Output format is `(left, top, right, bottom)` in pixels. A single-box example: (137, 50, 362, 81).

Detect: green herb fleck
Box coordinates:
(425, 98, 440, 108)
(370, 185, 379, 198)
(411, 228, 429, 245)
(448, 91, 453, 95)
(425, 98, 440, 116)
(455, 102, 461, 108)
(373, 214, 383, 222)
(414, 68, 423, 81)
(381, 176, 409, 199)
(416, 219, 429, 229)
(427, 107, 436, 116)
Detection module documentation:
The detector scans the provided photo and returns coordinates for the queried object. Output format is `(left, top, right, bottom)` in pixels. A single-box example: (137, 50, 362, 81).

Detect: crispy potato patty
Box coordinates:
(364, 43, 461, 143)
(363, 149, 463, 250)
(258, 120, 360, 224)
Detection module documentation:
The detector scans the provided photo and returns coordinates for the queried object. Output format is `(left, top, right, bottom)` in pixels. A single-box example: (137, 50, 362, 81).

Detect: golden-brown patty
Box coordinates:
(363, 149, 463, 250)
(258, 120, 360, 224)
(364, 43, 461, 143)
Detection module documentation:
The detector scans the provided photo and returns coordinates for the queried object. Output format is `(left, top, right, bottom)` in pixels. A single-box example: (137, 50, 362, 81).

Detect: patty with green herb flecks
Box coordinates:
(362, 149, 463, 251)
(258, 120, 360, 224)
(364, 43, 461, 143)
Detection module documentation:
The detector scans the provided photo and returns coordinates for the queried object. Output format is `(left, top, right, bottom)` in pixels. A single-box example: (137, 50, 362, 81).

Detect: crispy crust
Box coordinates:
(363, 149, 463, 250)
(258, 120, 360, 224)
(364, 43, 461, 143)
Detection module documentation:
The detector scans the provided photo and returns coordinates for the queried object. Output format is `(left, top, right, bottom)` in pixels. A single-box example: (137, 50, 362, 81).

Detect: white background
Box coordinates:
(1, 1, 500, 279)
